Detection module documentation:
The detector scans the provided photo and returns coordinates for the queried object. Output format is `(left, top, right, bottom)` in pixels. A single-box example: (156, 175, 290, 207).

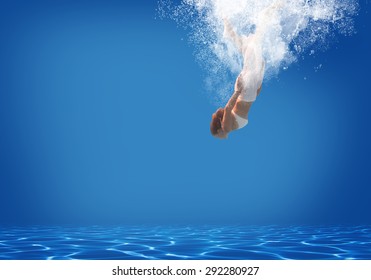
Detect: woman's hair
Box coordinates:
(210, 108, 224, 136)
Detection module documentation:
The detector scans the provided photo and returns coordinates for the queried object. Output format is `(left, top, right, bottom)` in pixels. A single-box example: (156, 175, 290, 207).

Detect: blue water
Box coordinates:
(0, 225, 370, 260)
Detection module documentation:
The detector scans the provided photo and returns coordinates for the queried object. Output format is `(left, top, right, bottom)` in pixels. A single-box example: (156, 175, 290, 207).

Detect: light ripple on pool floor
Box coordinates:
(0, 225, 370, 260)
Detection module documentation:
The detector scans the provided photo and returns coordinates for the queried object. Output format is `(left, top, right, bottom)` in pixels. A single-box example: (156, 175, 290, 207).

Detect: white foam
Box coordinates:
(158, 0, 358, 103)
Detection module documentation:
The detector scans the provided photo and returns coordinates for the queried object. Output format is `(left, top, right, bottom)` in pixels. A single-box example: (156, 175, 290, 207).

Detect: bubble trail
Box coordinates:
(158, 0, 359, 103)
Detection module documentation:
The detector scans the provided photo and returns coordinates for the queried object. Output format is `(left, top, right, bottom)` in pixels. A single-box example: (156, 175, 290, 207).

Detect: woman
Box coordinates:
(210, 1, 283, 139)
(210, 19, 265, 139)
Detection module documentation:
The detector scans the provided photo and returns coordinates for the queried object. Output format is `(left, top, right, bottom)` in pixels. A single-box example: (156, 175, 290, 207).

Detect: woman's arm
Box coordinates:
(221, 91, 240, 134)
(222, 76, 244, 133)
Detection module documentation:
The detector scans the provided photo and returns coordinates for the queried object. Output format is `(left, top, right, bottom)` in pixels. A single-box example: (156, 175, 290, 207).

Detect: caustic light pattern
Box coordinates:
(1, 225, 370, 260)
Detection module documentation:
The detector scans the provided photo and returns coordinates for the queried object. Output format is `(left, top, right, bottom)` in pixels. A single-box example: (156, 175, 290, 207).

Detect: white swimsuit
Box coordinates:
(231, 110, 248, 129)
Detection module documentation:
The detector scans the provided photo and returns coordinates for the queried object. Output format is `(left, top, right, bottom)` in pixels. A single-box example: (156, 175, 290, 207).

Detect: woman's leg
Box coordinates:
(255, 0, 285, 37)
(223, 18, 244, 54)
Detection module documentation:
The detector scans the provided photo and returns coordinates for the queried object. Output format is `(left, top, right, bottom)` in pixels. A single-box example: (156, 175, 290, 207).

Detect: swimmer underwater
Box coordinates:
(210, 1, 283, 139)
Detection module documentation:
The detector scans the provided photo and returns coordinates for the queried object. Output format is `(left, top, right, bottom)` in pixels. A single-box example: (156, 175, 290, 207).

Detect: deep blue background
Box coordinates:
(0, 0, 370, 226)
